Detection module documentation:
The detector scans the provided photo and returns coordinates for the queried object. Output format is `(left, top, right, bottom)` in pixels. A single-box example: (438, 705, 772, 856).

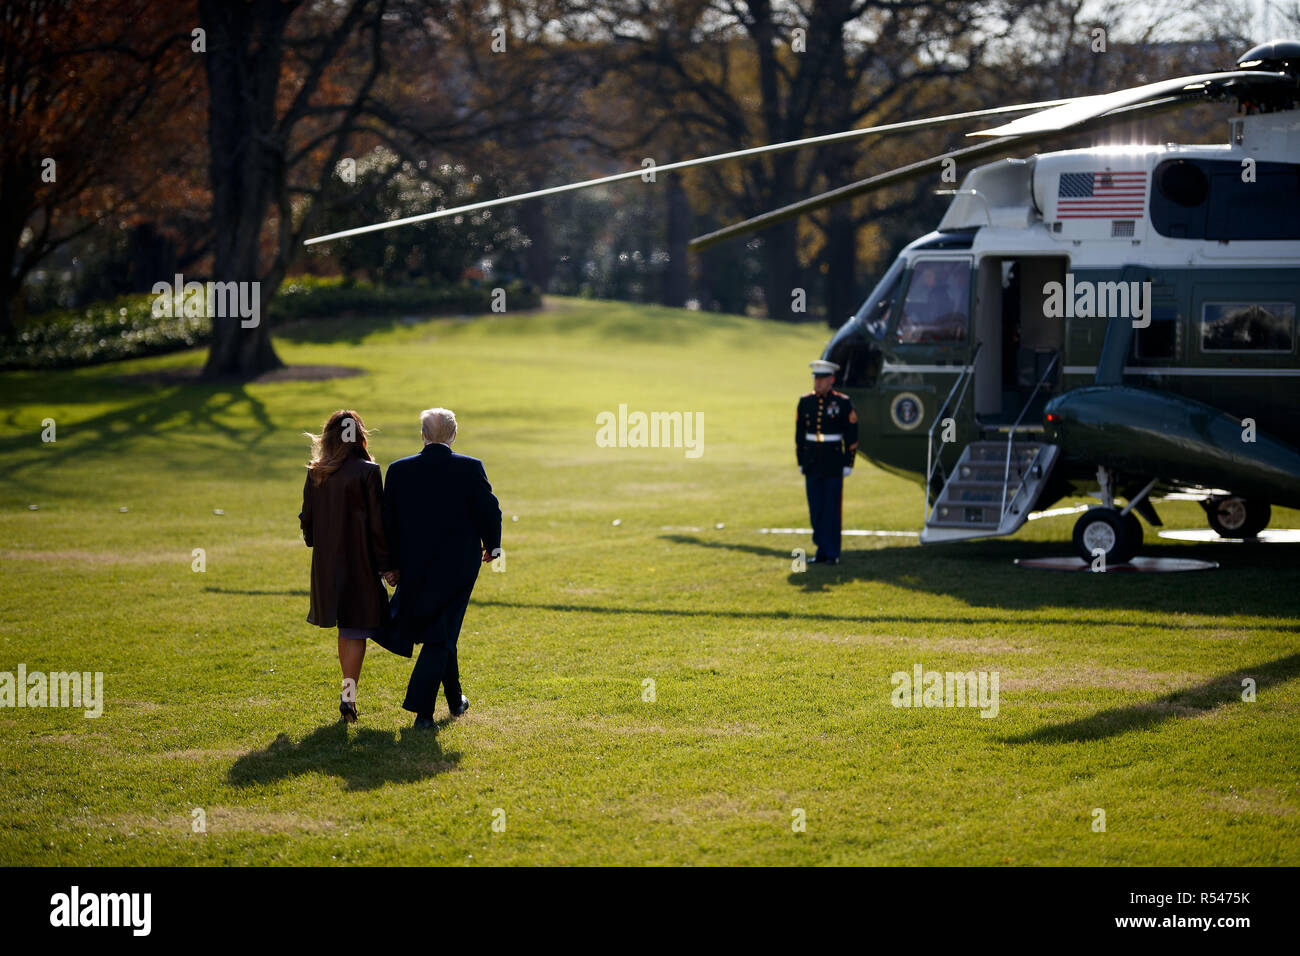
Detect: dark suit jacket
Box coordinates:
(383, 443, 502, 621)
(299, 452, 392, 629)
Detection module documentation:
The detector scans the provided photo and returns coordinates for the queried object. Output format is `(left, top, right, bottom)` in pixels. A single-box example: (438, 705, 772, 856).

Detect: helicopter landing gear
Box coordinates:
(1070, 467, 1151, 565)
(1204, 495, 1271, 539)
(1073, 507, 1141, 565)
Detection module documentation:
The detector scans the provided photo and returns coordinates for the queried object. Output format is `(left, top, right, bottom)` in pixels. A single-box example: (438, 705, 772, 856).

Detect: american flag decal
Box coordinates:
(1057, 171, 1147, 219)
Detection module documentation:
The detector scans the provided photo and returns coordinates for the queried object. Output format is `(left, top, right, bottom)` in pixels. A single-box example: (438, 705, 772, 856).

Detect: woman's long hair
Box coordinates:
(306, 409, 373, 486)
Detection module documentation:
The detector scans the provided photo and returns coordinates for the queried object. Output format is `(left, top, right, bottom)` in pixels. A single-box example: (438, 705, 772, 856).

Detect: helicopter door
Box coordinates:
(973, 260, 1003, 417)
(973, 255, 1067, 424)
(1016, 257, 1066, 392)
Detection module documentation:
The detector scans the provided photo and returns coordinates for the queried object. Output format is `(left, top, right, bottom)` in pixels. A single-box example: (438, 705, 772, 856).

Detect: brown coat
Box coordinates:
(299, 453, 392, 629)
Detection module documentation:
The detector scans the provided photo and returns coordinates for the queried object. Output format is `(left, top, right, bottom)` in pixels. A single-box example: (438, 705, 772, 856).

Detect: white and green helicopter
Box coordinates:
(309, 40, 1300, 564)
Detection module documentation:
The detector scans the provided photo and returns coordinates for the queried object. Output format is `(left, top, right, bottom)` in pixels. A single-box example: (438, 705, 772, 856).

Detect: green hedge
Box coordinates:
(1, 277, 540, 371)
(268, 275, 540, 321)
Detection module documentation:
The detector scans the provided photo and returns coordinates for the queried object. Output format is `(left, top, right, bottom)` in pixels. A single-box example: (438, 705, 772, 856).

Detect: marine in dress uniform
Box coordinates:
(797, 359, 859, 564)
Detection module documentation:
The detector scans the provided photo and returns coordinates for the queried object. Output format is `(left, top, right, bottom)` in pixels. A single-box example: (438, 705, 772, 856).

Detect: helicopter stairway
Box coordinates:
(921, 441, 1060, 543)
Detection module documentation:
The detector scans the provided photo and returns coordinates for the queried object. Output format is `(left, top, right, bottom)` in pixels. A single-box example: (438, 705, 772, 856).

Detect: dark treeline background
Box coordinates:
(1, 0, 1284, 376)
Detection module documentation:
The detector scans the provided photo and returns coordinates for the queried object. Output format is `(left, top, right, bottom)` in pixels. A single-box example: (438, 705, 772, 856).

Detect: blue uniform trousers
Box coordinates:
(804, 471, 843, 561)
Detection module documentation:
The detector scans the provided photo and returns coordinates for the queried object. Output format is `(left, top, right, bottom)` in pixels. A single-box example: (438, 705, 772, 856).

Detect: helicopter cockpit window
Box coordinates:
(895, 260, 970, 344)
(1200, 302, 1295, 352)
(852, 257, 905, 339)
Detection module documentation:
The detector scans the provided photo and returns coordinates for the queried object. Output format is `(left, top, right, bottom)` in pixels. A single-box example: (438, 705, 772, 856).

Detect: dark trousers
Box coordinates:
(401, 584, 474, 715)
(804, 471, 843, 560)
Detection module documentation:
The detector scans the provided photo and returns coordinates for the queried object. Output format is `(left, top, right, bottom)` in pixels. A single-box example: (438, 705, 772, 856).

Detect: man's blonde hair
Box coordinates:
(420, 407, 457, 444)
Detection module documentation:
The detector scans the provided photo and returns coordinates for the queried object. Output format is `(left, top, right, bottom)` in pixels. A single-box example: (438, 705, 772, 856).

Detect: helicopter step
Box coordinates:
(921, 441, 1060, 543)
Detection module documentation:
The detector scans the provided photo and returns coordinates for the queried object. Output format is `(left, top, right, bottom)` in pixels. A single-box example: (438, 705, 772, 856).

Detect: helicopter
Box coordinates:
(306, 39, 1300, 565)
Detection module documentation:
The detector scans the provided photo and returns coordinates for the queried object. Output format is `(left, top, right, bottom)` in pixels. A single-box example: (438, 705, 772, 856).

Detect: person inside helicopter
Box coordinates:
(897, 260, 969, 343)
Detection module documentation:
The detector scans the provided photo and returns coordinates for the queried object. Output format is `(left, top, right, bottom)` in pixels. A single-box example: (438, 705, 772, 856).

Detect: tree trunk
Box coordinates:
(518, 199, 554, 292)
(760, 220, 800, 321)
(698, 236, 746, 315)
(663, 175, 689, 308)
(823, 205, 858, 329)
(0, 177, 27, 337)
(198, 0, 287, 380)
(0, 288, 16, 338)
(126, 224, 177, 294)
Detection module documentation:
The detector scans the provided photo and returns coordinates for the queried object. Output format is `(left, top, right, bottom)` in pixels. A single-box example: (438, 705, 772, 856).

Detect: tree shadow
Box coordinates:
(553, 304, 753, 345)
(205, 586, 309, 597)
(471, 597, 1298, 634)
(1002, 652, 1300, 744)
(661, 533, 793, 561)
(274, 313, 431, 345)
(0, 378, 277, 483)
(228, 720, 460, 791)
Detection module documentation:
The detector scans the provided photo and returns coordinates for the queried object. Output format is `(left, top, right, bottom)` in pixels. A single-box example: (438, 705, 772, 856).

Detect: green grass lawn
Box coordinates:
(1, 296, 1297, 865)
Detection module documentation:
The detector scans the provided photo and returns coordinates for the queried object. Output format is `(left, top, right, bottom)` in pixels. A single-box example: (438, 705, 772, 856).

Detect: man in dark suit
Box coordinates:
(383, 407, 501, 728)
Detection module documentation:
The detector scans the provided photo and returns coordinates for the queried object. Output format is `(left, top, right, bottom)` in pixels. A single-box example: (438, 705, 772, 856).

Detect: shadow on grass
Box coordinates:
(228, 720, 460, 791)
(660, 533, 1300, 622)
(273, 300, 770, 347)
(274, 313, 434, 345)
(0, 377, 277, 481)
(1003, 652, 1300, 744)
(471, 597, 1298, 633)
(549, 304, 756, 344)
(205, 586, 309, 597)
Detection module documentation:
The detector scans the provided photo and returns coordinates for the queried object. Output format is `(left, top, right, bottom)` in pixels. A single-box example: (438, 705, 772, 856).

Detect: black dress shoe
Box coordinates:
(450, 695, 470, 717)
(339, 699, 358, 723)
(412, 713, 436, 729)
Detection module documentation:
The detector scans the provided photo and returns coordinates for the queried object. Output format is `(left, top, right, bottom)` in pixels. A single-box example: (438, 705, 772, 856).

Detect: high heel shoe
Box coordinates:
(339, 698, 358, 723)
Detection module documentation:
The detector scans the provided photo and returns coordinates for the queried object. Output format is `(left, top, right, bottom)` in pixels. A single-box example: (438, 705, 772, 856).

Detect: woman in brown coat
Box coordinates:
(299, 409, 395, 722)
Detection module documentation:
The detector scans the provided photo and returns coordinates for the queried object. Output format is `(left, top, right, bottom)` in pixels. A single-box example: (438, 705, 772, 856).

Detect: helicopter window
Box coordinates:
(826, 335, 881, 388)
(1200, 302, 1295, 352)
(852, 258, 906, 339)
(1156, 160, 1209, 207)
(1208, 168, 1300, 240)
(896, 260, 970, 344)
(1133, 303, 1179, 360)
(1151, 159, 1300, 240)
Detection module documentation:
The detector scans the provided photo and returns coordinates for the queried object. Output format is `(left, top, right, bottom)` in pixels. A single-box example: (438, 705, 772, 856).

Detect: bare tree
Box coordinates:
(586, 0, 1028, 321)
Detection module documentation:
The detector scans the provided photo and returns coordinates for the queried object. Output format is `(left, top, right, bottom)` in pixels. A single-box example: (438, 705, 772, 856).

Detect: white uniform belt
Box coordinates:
(805, 433, 843, 442)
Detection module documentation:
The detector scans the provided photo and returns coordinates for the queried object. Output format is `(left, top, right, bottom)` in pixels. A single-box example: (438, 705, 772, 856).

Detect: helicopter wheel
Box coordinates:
(1072, 508, 1139, 567)
(1205, 496, 1271, 539)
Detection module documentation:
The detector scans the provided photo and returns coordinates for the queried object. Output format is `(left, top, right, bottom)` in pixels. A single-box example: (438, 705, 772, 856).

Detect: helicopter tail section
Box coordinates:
(921, 441, 1060, 544)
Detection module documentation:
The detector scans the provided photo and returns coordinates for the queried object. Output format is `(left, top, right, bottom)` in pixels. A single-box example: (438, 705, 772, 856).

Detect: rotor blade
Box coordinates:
(302, 98, 1075, 246)
(969, 70, 1291, 137)
(689, 95, 1196, 252)
(690, 137, 1019, 251)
